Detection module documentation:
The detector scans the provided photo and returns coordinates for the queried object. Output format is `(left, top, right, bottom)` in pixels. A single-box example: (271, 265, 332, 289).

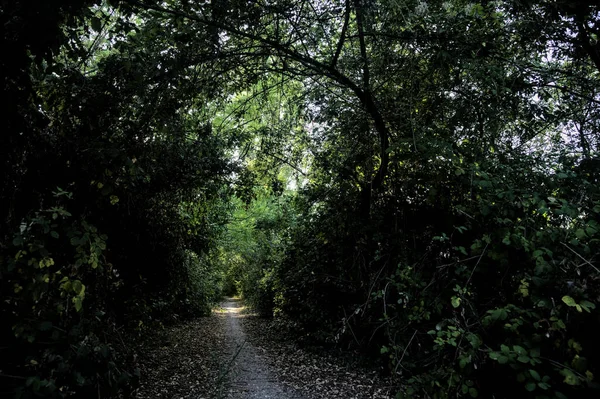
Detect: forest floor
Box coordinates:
(134, 298, 395, 398)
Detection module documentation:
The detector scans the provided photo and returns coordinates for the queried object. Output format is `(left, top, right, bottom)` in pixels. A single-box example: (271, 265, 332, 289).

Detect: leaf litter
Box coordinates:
(134, 298, 394, 398)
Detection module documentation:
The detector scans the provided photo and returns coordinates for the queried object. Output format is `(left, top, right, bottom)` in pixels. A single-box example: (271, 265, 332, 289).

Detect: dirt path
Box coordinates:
(220, 298, 303, 398)
(135, 299, 394, 398)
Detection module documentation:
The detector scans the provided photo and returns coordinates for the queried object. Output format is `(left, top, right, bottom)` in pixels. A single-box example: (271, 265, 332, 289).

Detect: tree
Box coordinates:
(3, 0, 600, 397)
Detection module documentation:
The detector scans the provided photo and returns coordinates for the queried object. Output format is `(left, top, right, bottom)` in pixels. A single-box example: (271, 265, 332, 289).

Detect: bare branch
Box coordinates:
(561, 242, 600, 273)
(126, 0, 391, 217)
(262, 150, 308, 177)
(331, 0, 350, 68)
(353, 0, 370, 89)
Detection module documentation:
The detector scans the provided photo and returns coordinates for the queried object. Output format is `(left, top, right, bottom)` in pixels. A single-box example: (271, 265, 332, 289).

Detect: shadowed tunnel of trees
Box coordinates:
(2, 0, 600, 397)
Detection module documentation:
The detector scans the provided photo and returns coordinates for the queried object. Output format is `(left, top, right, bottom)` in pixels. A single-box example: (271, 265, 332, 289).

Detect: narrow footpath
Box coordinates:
(220, 298, 303, 398)
(135, 299, 393, 398)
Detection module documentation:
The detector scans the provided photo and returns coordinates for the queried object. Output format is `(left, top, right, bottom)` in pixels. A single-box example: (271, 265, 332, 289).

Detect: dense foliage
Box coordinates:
(2, 0, 600, 398)
(1, 1, 228, 396)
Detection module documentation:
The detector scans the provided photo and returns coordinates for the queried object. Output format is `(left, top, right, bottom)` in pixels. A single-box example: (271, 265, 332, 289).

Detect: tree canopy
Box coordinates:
(1, 0, 600, 397)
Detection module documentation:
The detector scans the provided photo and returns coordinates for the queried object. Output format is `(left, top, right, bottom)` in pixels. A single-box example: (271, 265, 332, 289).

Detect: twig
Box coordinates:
(395, 329, 417, 373)
(262, 150, 307, 177)
(541, 356, 586, 378)
(342, 308, 361, 347)
(368, 315, 397, 343)
(437, 255, 482, 269)
(362, 263, 387, 315)
(382, 281, 391, 316)
(466, 242, 489, 286)
(561, 242, 600, 273)
(457, 208, 476, 220)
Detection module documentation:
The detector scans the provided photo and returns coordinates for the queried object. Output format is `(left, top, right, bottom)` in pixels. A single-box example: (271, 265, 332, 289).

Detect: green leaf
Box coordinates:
(579, 300, 596, 313)
(562, 296, 576, 307)
(75, 372, 85, 386)
(467, 333, 481, 348)
(564, 374, 579, 385)
(497, 355, 509, 364)
(72, 280, 85, 295)
(560, 368, 580, 386)
(62, 281, 72, 292)
(491, 308, 507, 321)
(534, 261, 549, 275)
(39, 257, 54, 268)
(537, 382, 550, 390)
(73, 297, 83, 312)
(529, 369, 541, 381)
(451, 296, 461, 308)
(525, 382, 536, 391)
(513, 345, 526, 355)
(517, 355, 530, 363)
